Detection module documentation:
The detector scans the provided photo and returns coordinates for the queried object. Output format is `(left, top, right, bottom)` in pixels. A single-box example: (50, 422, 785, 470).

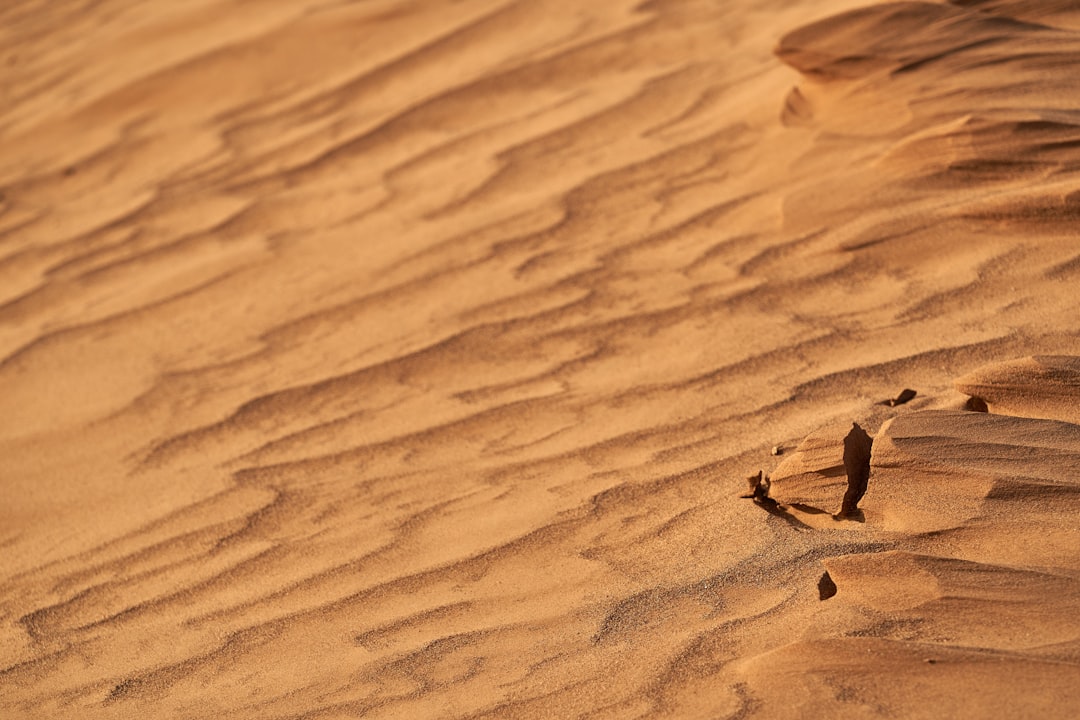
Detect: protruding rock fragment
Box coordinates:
(740, 470, 771, 501)
(771, 445, 783, 456)
(883, 388, 917, 407)
(840, 422, 873, 516)
(740, 470, 788, 517)
(818, 571, 837, 600)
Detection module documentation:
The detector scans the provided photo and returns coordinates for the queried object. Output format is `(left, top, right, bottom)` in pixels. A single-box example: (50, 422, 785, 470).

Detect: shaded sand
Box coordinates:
(3, 0, 1080, 717)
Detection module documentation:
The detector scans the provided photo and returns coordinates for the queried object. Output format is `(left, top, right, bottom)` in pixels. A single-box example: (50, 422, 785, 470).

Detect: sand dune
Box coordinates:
(3, 0, 1080, 717)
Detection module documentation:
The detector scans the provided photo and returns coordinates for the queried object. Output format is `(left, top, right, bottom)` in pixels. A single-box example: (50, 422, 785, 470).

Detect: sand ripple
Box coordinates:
(3, 0, 1080, 717)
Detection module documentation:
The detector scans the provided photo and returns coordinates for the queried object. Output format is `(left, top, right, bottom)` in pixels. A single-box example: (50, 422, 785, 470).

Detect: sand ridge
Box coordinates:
(3, 0, 1080, 717)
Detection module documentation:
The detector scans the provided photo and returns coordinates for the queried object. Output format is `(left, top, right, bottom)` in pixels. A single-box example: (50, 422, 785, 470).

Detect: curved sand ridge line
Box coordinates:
(2, 0, 1080, 717)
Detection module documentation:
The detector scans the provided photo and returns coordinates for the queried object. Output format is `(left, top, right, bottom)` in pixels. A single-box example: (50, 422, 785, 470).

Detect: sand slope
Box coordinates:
(3, 0, 1080, 717)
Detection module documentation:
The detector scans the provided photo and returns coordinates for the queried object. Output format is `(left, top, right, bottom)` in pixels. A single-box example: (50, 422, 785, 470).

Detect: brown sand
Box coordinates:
(3, 0, 1080, 717)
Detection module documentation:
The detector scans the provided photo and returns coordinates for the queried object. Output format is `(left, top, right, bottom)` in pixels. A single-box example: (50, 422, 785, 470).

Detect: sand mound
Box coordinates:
(736, 359, 1080, 715)
(3, 0, 1080, 718)
(955, 355, 1080, 423)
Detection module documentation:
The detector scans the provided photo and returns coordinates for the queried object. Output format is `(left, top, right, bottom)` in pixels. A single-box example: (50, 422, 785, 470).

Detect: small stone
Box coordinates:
(771, 445, 782, 456)
(884, 388, 917, 407)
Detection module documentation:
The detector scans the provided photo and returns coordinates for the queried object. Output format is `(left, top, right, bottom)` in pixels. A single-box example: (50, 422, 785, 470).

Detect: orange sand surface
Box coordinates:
(3, 0, 1080, 717)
